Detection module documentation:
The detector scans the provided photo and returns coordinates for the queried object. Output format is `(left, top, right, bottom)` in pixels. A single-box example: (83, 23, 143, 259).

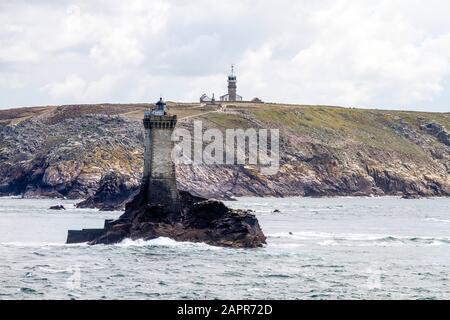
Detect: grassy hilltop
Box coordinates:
(0, 102, 448, 204)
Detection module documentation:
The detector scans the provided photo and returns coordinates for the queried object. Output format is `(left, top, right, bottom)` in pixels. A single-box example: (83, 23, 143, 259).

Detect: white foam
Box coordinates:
(267, 243, 305, 249)
(317, 240, 339, 246)
(425, 218, 450, 223)
(0, 241, 81, 247)
(267, 232, 450, 246)
(116, 237, 222, 250)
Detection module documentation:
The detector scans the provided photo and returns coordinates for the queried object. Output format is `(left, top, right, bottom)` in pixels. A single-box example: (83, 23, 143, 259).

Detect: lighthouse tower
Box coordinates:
(227, 65, 237, 101)
(220, 65, 243, 102)
(142, 97, 179, 211)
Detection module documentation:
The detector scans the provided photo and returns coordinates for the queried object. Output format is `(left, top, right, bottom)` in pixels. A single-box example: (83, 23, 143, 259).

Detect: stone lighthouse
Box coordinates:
(142, 97, 179, 211)
(66, 97, 266, 247)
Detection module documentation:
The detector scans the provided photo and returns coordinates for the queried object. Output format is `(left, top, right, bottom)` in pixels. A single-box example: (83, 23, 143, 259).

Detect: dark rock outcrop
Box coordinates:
(401, 193, 422, 199)
(421, 122, 450, 146)
(49, 205, 65, 210)
(76, 172, 138, 211)
(67, 190, 266, 248)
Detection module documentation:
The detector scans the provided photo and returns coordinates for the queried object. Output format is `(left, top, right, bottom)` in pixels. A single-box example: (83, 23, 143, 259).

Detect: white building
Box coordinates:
(199, 93, 211, 103)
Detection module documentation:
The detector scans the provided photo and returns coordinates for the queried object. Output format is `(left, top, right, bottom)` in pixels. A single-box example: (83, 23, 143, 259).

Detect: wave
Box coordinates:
(0, 237, 234, 250)
(0, 238, 224, 252)
(0, 241, 87, 247)
(115, 237, 223, 250)
(425, 218, 450, 223)
(268, 232, 450, 246)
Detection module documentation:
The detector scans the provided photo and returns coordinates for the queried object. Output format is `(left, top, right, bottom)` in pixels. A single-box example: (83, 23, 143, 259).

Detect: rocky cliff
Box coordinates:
(0, 102, 449, 206)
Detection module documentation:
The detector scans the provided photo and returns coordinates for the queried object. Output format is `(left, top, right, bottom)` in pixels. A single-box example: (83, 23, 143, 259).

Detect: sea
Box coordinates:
(0, 196, 449, 300)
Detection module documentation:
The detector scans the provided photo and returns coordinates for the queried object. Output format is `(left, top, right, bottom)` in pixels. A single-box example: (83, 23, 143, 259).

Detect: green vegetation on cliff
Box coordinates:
(0, 102, 448, 201)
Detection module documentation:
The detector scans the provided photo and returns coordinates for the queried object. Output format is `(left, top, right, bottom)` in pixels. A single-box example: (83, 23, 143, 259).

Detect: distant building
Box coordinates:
(200, 94, 212, 103)
(251, 97, 264, 103)
(200, 93, 217, 104)
(220, 65, 243, 102)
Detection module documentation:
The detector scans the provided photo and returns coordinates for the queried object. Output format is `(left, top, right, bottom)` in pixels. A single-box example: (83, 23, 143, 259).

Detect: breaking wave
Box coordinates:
(0, 241, 87, 247)
(115, 237, 223, 250)
(425, 218, 450, 223)
(268, 232, 450, 246)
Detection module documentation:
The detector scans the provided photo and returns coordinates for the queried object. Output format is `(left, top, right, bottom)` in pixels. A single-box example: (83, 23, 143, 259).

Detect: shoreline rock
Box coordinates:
(401, 193, 422, 199)
(75, 172, 138, 211)
(49, 205, 65, 210)
(67, 190, 266, 248)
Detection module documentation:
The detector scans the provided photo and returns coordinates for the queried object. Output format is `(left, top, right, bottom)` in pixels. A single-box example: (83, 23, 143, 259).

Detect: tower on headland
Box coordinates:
(220, 65, 243, 102)
(227, 64, 237, 101)
(142, 97, 179, 212)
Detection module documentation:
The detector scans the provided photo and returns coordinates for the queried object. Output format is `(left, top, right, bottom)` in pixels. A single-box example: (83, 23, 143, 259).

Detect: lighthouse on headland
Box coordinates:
(200, 65, 265, 103)
(220, 65, 243, 102)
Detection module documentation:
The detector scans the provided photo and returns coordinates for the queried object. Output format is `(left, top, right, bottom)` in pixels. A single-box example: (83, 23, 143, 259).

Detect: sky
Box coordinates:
(1, 0, 450, 112)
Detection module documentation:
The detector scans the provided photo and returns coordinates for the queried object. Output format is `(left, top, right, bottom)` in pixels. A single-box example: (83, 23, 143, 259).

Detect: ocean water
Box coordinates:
(0, 196, 449, 300)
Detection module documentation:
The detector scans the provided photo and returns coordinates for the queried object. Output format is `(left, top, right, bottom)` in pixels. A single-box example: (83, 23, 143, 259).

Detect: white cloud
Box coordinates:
(0, 73, 26, 89)
(42, 74, 86, 100)
(0, 45, 41, 63)
(238, 0, 450, 109)
(84, 73, 124, 100)
(41, 73, 124, 102)
(1, 0, 450, 111)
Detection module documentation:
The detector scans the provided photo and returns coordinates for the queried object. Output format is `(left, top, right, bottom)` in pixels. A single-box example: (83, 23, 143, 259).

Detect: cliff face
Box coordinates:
(0, 103, 449, 203)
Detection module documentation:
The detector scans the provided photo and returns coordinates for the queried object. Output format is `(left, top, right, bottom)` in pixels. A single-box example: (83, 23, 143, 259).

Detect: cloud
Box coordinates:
(42, 74, 86, 100)
(41, 73, 124, 102)
(0, 73, 25, 89)
(84, 73, 124, 99)
(1, 0, 450, 111)
(238, 0, 450, 108)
